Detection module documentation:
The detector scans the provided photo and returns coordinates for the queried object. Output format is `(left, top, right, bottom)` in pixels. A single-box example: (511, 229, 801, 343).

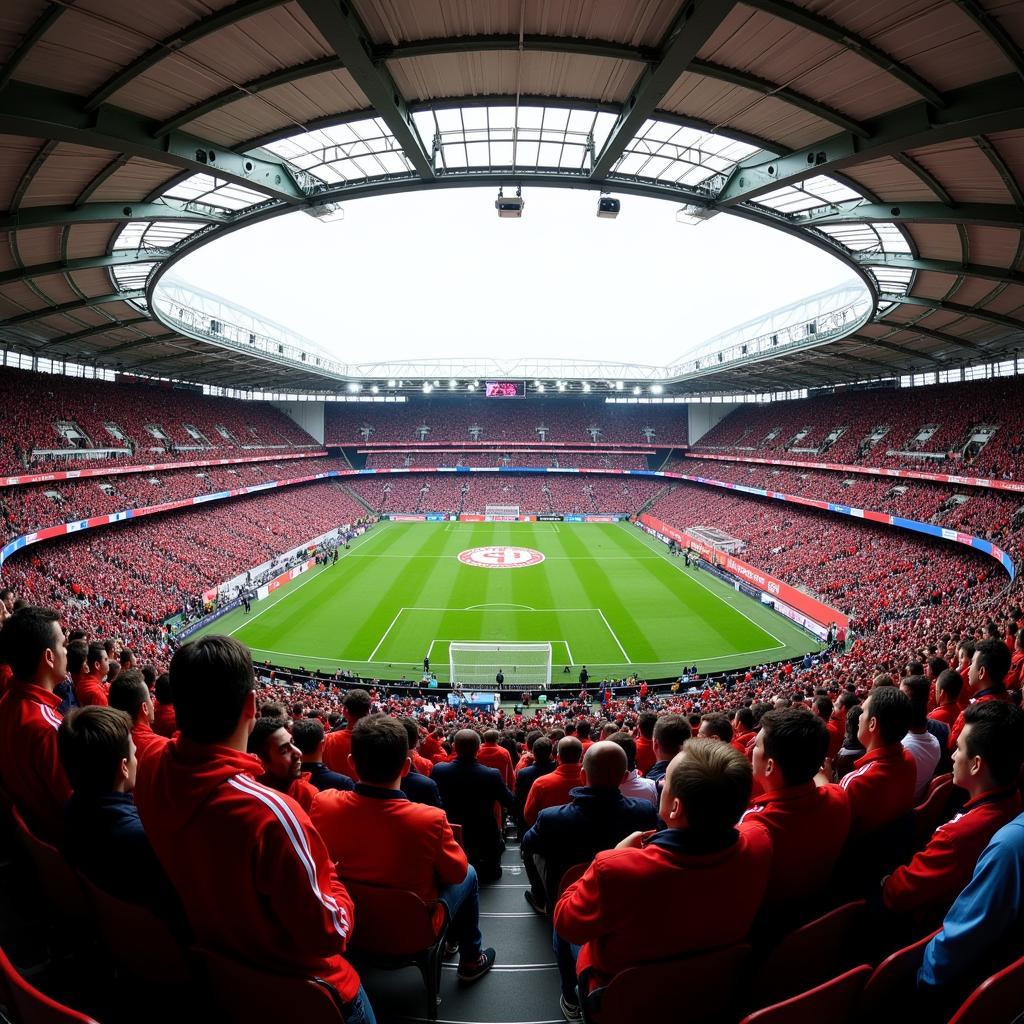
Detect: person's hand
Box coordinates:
(615, 829, 657, 850)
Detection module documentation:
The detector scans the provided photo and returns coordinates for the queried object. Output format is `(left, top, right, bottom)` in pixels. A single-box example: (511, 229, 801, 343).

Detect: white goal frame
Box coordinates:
(485, 504, 520, 518)
(449, 641, 552, 687)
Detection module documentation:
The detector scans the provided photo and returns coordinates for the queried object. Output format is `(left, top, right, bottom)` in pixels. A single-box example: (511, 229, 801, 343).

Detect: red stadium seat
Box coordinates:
(740, 965, 872, 1024)
(341, 878, 449, 1020)
(860, 929, 939, 1022)
(10, 806, 90, 924)
(0, 940, 99, 1023)
(751, 900, 867, 1007)
(580, 944, 751, 1024)
(557, 863, 588, 899)
(449, 822, 464, 848)
(947, 952, 1024, 1024)
(913, 774, 955, 847)
(195, 946, 346, 1024)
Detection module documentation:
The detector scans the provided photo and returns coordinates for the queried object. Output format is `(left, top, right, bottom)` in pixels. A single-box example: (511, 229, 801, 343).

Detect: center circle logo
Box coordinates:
(458, 546, 545, 569)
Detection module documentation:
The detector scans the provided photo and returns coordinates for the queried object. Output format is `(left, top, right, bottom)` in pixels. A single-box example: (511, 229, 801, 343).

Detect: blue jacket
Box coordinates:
(522, 786, 659, 899)
(304, 761, 354, 793)
(515, 760, 556, 818)
(919, 811, 1024, 990)
(431, 757, 514, 865)
(401, 769, 442, 808)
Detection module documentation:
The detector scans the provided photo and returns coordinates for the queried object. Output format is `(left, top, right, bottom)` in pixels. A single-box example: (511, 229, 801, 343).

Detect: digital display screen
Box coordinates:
(485, 381, 526, 398)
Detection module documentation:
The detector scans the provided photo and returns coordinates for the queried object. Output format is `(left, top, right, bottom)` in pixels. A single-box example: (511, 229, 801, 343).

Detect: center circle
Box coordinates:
(457, 546, 546, 569)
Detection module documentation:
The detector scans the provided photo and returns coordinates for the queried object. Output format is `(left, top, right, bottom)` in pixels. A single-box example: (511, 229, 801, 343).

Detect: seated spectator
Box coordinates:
(521, 740, 658, 915)
(839, 687, 917, 836)
(900, 676, 942, 802)
(399, 718, 442, 807)
(884, 701, 1024, 927)
(1008, 631, 1024, 690)
(247, 716, 320, 812)
(698, 713, 737, 750)
(553, 740, 771, 1020)
(515, 735, 555, 826)
(152, 672, 177, 737)
(949, 638, 1013, 749)
(134, 635, 373, 1024)
(929, 668, 962, 726)
(644, 714, 692, 790)
(523, 737, 584, 827)
(834, 704, 865, 780)
(70, 640, 109, 707)
(108, 668, 169, 761)
(741, 709, 850, 915)
(403, 718, 434, 776)
(813, 696, 843, 763)
(478, 729, 514, 788)
(323, 688, 371, 777)
(311, 716, 495, 984)
(0, 606, 72, 841)
(290, 718, 354, 793)
(732, 707, 757, 753)
(634, 712, 657, 775)
(608, 733, 657, 807)
(58, 705, 181, 922)
(431, 729, 514, 882)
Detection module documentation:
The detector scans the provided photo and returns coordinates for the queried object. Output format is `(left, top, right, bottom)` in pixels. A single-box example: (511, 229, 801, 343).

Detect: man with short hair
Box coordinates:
(70, 640, 109, 707)
(0, 606, 72, 840)
(323, 689, 372, 777)
(58, 705, 180, 921)
(312, 716, 496, 984)
(929, 669, 964, 729)
(645, 714, 692, 789)
(949, 639, 1013, 750)
(812, 696, 843, 763)
(741, 709, 850, 913)
(108, 668, 169, 761)
(399, 717, 442, 807)
(522, 741, 658, 916)
(553, 740, 772, 1020)
(634, 713, 657, 776)
(839, 687, 917, 836)
(515, 735, 555, 826)
(523, 737, 583, 827)
(478, 729, 515, 788)
(290, 718, 354, 793)
(884, 701, 1024, 925)
(153, 672, 177, 737)
(134, 635, 373, 1024)
(432, 730, 515, 883)
(247, 716, 320, 812)
(1007, 631, 1024, 691)
(698, 713, 734, 746)
(732, 707, 757, 754)
(607, 732, 657, 807)
(899, 676, 942, 802)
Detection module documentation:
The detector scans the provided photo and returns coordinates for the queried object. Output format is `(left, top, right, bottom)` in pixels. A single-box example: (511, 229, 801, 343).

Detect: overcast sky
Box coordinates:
(170, 186, 860, 368)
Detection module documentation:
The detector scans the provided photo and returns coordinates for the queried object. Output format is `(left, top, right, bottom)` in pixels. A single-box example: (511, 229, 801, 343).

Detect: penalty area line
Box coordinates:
(367, 607, 406, 661)
(596, 608, 632, 664)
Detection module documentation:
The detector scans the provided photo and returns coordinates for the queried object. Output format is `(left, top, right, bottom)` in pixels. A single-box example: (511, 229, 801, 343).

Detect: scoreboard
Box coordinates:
(484, 380, 526, 398)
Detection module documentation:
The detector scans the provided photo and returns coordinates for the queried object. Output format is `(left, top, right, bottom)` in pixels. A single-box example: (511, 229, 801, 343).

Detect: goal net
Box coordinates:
(485, 504, 520, 518)
(449, 642, 552, 687)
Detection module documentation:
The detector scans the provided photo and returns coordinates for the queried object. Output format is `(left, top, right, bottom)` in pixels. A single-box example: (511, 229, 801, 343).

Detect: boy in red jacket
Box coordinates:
(247, 715, 320, 812)
(311, 716, 496, 984)
(134, 635, 375, 1024)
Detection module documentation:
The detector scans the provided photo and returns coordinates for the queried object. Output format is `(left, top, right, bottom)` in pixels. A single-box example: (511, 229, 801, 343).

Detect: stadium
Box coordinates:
(0, 0, 1023, 1022)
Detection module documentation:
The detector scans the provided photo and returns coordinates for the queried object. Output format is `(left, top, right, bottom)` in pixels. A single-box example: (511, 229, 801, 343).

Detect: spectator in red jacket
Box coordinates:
(634, 712, 657, 775)
(644, 714, 692, 790)
(553, 739, 772, 1020)
(478, 729, 515, 788)
(134, 635, 373, 1024)
(108, 669, 169, 762)
(741, 708, 850, 917)
(813, 696, 843, 763)
(839, 687, 917, 837)
(1007, 631, 1024, 690)
(0, 606, 72, 841)
(731, 707, 757, 754)
(311, 716, 496, 984)
(882, 701, 1024, 927)
(69, 640, 109, 707)
(323, 688, 371, 778)
(929, 669, 964, 729)
(523, 737, 583, 827)
(949, 638, 1013, 750)
(152, 672, 177, 738)
(247, 715, 320, 812)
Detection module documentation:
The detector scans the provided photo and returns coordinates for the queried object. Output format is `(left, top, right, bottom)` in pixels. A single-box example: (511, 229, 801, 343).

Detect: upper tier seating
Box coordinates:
(363, 451, 651, 470)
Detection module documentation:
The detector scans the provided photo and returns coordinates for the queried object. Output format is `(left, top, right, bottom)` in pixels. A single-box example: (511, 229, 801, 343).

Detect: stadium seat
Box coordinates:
(739, 965, 872, 1024)
(10, 807, 90, 925)
(913, 774, 955, 847)
(946, 952, 1024, 1024)
(449, 822, 465, 849)
(580, 944, 751, 1024)
(859, 928, 939, 1022)
(751, 900, 867, 1007)
(195, 946, 346, 1024)
(75, 873, 191, 988)
(341, 878, 449, 1020)
(0, 940, 99, 1023)
(557, 862, 589, 898)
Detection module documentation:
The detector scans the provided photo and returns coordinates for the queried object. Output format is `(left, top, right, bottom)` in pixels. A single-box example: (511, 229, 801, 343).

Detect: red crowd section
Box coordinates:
(362, 451, 652, 469)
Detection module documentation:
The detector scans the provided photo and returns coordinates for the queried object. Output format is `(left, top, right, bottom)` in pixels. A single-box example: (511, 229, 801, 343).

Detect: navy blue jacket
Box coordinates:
(401, 769, 443, 808)
(522, 786, 659, 900)
(646, 760, 671, 788)
(304, 761, 355, 792)
(431, 757, 514, 866)
(514, 760, 556, 820)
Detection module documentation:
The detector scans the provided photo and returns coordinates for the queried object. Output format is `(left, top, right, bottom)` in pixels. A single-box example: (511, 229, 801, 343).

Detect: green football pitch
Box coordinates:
(199, 521, 820, 682)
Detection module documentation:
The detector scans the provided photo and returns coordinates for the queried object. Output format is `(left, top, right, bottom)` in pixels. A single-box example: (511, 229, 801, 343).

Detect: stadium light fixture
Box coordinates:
(422, 382, 432, 393)
(387, 378, 396, 388)
(651, 384, 664, 395)
(633, 386, 642, 395)
(448, 379, 457, 389)
(347, 382, 361, 392)
(496, 185, 524, 218)
(582, 382, 591, 393)
(597, 194, 620, 219)
(615, 381, 624, 390)
(537, 383, 546, 393)
(370, 384, 379, 394)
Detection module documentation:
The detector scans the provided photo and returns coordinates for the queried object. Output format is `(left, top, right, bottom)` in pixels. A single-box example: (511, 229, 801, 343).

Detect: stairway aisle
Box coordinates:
(366, 838, 566, 1024)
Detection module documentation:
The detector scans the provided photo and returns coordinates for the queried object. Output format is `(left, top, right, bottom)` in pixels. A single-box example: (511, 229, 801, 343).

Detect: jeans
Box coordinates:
(439, 864, 483, 963)
(553, 932, 583, 1002)
(342, 985, 377, 1024)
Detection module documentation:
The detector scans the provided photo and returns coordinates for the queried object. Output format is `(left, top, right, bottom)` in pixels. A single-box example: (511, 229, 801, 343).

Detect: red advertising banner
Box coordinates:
(638, 513, 848, 629)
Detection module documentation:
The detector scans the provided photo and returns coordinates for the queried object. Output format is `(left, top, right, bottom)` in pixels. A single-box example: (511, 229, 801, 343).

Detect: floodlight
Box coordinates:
(433, 379, 440, 386)
(615, 380, 624, 390)
(449, 379, 457, 389)
(370, 385, 379, 394)
(582, 382, 591, 393)
(597, 195, 620, 219)
(495, 185, 524, 218)
(422, 382, 432, 393)
(347, 382, 360, 393)
(676, 204, 718, 226)
(633, 386, 641, 395)
(537, 383, 546, 393)
(651, 384, 664, 395)
(387, 379, 396, 387)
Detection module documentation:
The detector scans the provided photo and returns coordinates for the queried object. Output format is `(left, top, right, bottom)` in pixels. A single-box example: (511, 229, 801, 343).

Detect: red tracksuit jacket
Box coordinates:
(74, 671, 108, 708)
(132, 718, 170, 762)
(153, 702, 177, 738)
(523, 763, 583, 826)
(135, 736, 359, 1000)
(555, 825, 772, 987)
(949, 690, 1013, 750)
(478, 743, 515, 788)
(0, 680, 71, 840)
(883, 787, 1022, 915)
(635, 737, 656, 776)
(323, 728, 354, 777)
(838, 744, 918, 836)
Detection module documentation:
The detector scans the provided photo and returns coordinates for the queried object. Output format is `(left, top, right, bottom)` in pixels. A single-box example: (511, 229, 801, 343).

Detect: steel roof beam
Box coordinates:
(377, 35, 656, 65)
(99, 332, 181, 358)
(794, 201, 1024, 230)
(0, 291, 145, 328)
(0, 82, 307, 204)
(296, 0, 434, 178)
(0, 251, 170, 288)
(854, 252, 1024, 287)
(955, 0, 1024, 82)
(591, 0, 740, 178)
(879, 294, 1024, 335)
(849, 334, 946, 366)
(0, 4, 65, 91)
(872, 319, 987, 355)
(31, 318, 154, 352)
(717, 74, 1024, 207)
(0, 201, 228, 232)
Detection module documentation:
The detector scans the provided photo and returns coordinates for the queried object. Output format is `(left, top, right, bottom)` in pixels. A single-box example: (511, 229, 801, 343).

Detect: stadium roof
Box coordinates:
(0, 0, 1022, 395)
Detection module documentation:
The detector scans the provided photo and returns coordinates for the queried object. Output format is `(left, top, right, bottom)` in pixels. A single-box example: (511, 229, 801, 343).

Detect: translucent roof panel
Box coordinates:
(608, 119, 759, 190)
(263, 117, 419, 185)
(868, 266, 914, 295)
(111, 262, 159, 291)
(413, 105, 616, 174)
(114, 220, 211, 252)
(815, 222, 912, 254)
(754, 175, 862, 215)
(163, 174, 270, 212)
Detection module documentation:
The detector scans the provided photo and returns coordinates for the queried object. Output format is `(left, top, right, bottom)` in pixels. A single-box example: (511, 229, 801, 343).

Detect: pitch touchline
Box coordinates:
(596, 608, 632, 664)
